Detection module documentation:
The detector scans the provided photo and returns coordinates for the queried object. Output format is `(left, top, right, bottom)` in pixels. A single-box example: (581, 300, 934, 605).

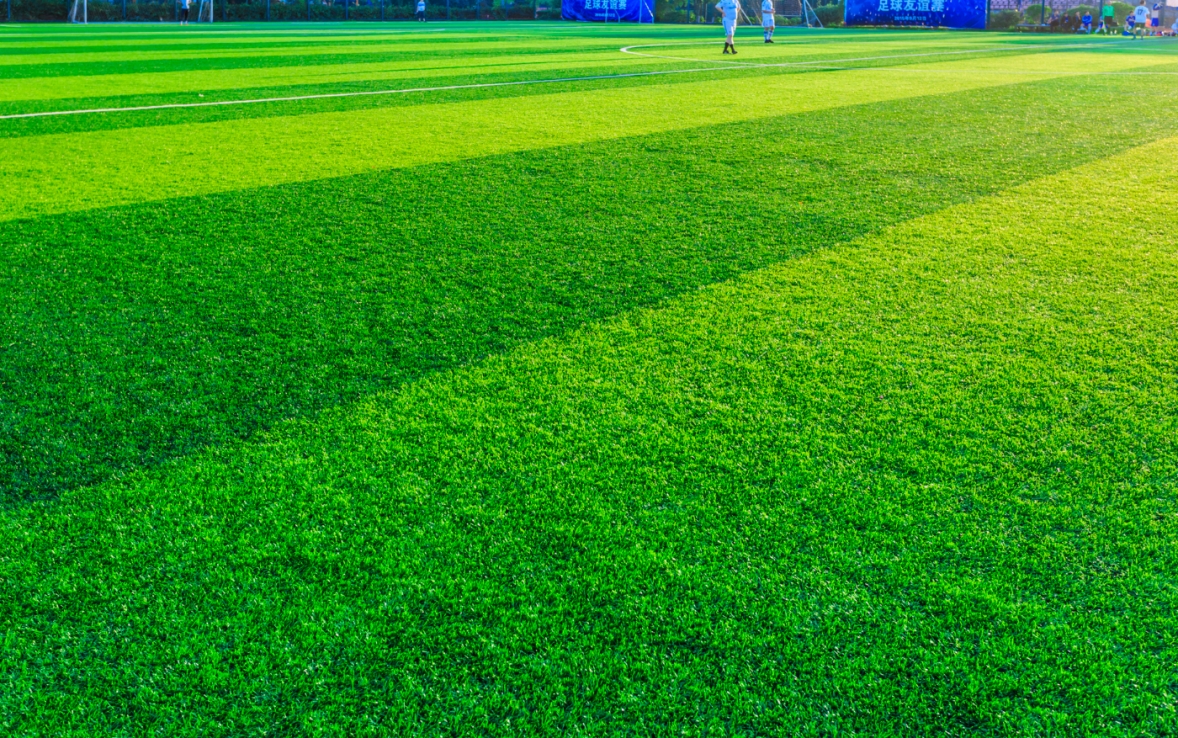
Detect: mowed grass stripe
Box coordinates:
(2, 49, 1163, 222)
(4, 74, 1176, 501)
(3, 134, 1175, 736)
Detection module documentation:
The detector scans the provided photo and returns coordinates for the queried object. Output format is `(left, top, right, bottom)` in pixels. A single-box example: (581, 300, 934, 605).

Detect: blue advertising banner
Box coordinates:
(562, 0, 653, 23)
(844, 0, 987, 29)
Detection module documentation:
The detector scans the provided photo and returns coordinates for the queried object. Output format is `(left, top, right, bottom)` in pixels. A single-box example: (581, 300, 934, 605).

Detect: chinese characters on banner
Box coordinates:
(562, 0, 654, 21)
(844, 0, 986, 28)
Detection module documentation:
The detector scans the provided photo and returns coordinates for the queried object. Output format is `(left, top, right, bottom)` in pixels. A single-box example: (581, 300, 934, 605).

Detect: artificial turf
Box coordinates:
(1, 20, 1177, 736)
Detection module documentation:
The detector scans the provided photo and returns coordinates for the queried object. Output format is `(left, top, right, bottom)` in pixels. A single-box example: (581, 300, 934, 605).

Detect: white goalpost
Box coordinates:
(67, 0, 87, 22)
(197, 0, 214, 21)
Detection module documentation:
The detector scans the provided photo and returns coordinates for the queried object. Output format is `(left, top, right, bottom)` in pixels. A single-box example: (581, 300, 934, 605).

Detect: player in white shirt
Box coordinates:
(1132, 1, 1148, 37)
(716, 0, 740, 54)
(762, 0, 775, 42)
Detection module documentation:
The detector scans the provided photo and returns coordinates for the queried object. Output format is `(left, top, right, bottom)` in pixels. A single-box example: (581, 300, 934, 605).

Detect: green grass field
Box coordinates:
(2, 20, 1178, 735)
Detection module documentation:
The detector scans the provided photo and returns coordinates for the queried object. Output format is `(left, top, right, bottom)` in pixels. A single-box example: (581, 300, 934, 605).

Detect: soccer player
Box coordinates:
(716, 0, 739, 54)
(416, 0, 426, 20)
(762, 0, 775, 43)
(1081, 10, 1092, 32)
(1133, 1, 1148, 37)
(179, 0, 190, 23)
(1150, 2, 1160, 34)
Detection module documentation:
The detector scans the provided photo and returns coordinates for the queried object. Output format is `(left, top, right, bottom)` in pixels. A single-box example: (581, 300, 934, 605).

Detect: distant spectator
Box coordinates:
(416, 0, 426, 19)
(1080, 10, 1092, 32)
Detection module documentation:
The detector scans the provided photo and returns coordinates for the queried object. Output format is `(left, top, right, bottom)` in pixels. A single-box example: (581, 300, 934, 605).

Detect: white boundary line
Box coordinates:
(0, 37, 1154, 121)
(0, 67, 744, 120)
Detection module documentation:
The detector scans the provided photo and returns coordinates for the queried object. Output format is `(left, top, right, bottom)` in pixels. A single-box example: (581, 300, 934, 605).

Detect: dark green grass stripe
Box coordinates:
(4, 73, 1177, 503)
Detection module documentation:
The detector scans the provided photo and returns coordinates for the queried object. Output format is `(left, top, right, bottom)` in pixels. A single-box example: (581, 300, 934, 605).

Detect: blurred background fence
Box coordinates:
(0, 0, 853, 23)
(987, 0, 1176, 29)
(3, 0, 1174, 28)
(4, 0, 567, 22)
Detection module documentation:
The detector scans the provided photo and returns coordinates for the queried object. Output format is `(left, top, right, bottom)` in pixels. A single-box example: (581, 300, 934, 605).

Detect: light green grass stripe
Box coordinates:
(0, 50, 1157, 223)
(4, 136, 1175, 734)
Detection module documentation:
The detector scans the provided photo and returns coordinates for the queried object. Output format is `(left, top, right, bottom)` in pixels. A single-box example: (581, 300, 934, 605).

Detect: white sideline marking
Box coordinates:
(0, 37, 1141, 121)
(0, 68, 737, 120)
